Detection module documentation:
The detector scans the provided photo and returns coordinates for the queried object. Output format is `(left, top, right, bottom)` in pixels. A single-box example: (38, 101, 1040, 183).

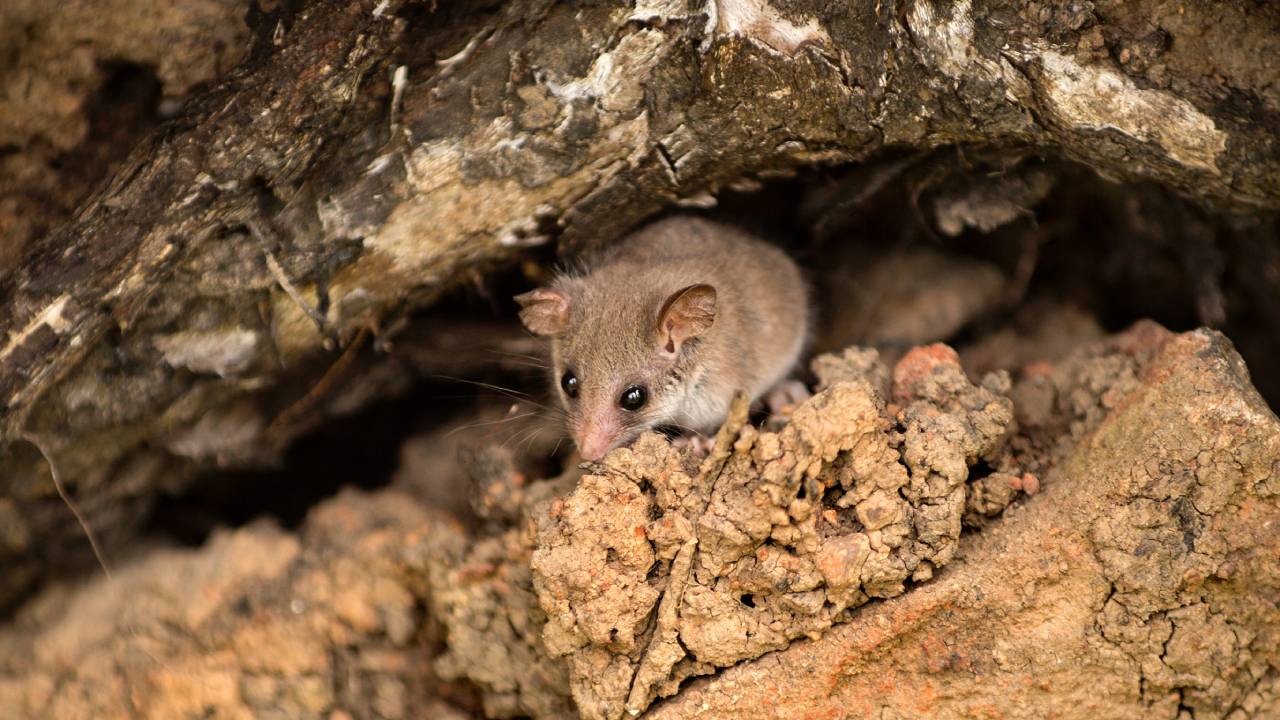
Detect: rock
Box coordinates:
(819, 249, 1007, 351)
(427, 478, 578, 719)
(524, 344, 1017, 718)
(0, 490, 476, 720)
(811, 346, 890, 399)
(959, 302, 1106, 379)
(647, 329, 1280, 720)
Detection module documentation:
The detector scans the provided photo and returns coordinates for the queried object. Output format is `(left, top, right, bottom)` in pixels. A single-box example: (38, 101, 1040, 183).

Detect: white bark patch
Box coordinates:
(910, 0, 985, 79)
(630, 0, 688, 23)
(908, 0, 1226, 174)
(1037, 50, 1226, 174)
(435, 28, 494, 82)
(707, 0, 829, 55)
(364, 152, 397, 176)
(154, 329, 261, 377)
(0, 294, 72, 365)
(676, 191, 718, 208)
(341, 112, 651, 322)
(167, 401, 265, 461)
(546, 28, 668, 112)
(498, 215, 551, 248)
(908, 0, 1026, 103)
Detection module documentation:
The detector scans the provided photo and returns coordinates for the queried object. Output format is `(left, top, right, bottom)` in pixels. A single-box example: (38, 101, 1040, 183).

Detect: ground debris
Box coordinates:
(0, 489, 478, 720)
(426, 503, 576, 719)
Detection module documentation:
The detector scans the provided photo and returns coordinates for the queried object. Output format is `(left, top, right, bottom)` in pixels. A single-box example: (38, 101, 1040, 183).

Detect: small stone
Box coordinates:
(815, 533, 871, 590)
(372, 676, 406, 719)
(891, 344, 963, 402)
(855, 491, 902, 531)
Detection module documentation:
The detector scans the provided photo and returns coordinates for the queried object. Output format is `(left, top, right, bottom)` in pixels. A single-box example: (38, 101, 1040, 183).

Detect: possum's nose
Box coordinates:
(576, 431, 615, 462)
(575, 417, 621, 461)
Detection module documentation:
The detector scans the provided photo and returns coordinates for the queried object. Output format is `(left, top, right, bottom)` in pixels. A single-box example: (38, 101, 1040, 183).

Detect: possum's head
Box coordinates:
(514, 280, 717, 461)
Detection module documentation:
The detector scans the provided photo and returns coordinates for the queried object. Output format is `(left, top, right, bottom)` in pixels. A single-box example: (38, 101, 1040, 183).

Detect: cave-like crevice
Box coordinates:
(143, 150, 1278, 552)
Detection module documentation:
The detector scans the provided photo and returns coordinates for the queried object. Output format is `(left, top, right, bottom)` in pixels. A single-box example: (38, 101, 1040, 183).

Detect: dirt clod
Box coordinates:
(648, 328, 1280, 720)
(516, 344, 1017, 718)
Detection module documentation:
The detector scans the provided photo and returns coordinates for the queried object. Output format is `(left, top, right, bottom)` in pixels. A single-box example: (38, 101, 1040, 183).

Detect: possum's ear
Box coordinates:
(655, 283, 717, 358)
(515, 288, 571, 336)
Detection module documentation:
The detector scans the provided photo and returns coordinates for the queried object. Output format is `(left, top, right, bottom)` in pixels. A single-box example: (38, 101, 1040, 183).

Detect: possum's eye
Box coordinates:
(561, 370, 580, 398)
(618, 385, 647, 411)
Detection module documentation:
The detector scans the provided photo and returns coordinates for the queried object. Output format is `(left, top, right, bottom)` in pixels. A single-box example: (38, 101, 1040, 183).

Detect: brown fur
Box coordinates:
(516, 216, 809, 460)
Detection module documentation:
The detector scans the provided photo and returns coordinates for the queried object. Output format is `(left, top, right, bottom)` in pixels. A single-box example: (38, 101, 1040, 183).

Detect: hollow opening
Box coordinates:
(143, 151, 1279, 549)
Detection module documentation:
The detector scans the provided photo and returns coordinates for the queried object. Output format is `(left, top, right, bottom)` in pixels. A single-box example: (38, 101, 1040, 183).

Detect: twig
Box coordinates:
(389, 65, 408, 134)
(265, 326, 371, 439)
(695, 391, 752, 483)
(248, 219, 332, 347)
(1004, 227, 1041, 309)
(21, 433, 112, 580)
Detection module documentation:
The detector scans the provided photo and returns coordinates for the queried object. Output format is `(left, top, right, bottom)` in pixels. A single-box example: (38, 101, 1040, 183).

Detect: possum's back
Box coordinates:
(590, 216, 809, 402)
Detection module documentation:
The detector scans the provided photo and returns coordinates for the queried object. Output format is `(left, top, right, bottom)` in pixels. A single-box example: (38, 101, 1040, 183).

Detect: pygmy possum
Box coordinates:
(515, 216, 810, 461)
